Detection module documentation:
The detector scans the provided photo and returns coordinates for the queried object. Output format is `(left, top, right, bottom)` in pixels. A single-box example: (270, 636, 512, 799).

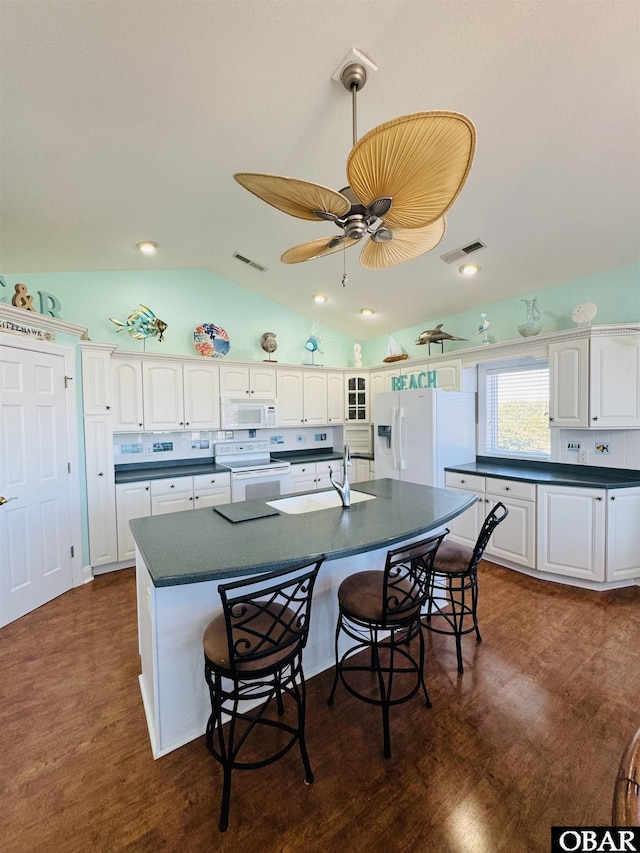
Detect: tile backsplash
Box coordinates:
(113, 425, 340, 465)
(554, 429, 640, 470)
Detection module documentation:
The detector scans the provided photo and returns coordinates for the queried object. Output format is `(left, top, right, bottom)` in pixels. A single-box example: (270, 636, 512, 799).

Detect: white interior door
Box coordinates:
(0, 344, 73, 626)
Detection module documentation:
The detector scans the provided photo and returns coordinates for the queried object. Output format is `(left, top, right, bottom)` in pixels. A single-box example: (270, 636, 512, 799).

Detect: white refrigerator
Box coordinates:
(373, 388, 476, 487)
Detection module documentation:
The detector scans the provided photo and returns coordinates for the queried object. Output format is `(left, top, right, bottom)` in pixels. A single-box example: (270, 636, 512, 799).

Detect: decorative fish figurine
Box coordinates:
(415, 324, 468, 346)
(109, 304, 167, 342)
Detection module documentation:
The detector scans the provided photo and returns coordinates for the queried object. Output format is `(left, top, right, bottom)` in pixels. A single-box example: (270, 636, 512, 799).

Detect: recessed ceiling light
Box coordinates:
(136, 241, 158, 255)
(360, 307, 375, 316)
(459, 263, 480, 276)
(313, 293, 327, 303)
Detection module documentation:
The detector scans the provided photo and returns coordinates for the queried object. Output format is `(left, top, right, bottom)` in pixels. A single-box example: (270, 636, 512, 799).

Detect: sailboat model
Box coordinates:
(382, 335, 408, 364)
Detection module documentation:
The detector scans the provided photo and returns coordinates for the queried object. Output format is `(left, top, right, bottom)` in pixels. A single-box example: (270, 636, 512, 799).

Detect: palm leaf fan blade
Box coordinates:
(233, 173, 350, 221)
(347, 112, 476, 230)
(360, 218, 447, 269)
(281, 236, 360, 264)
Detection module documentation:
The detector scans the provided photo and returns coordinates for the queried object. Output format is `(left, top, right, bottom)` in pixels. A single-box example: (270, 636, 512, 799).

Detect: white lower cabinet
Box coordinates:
(537, 485, 605, 582)
(444, 472, 536, 569)
(115, 471, 232, 560)
(192, 473, 232, 508)
(353, 458, 371, 483)
(485, 479, 536, 569)
(116, 481, 152, 562)
(150, 473, 231, 515)
(606, 488, 640, 581)
(289, 460, 335, 493)
(84, 416, 118, 567)
(443, 473, 487, 549)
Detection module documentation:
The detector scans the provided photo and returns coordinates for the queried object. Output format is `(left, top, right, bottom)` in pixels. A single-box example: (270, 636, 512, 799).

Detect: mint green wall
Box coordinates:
(0, 269, 356, 367)
(361, 263, 640, 366)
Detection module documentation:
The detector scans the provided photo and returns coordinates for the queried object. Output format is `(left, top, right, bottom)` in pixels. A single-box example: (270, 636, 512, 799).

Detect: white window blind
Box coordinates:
(484, 363, 550, 458)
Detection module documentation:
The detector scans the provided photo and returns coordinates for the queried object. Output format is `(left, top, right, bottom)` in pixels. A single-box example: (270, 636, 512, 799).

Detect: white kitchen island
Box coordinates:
(131, 478, 475, 758)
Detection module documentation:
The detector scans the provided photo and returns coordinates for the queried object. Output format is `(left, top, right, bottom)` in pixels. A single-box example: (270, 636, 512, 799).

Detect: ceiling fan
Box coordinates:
(233, 62, 476, 271)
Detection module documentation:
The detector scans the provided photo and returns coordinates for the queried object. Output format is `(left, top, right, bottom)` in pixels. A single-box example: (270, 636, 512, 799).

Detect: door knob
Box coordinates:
(0, 496, 18, 506)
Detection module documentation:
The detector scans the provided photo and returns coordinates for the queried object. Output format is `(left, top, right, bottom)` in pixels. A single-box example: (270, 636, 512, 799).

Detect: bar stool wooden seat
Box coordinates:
(327, 533, 446, 759)
(613, 725, 640, 826)
(422, 502, 508, 674)
(203, 556, 324, 832)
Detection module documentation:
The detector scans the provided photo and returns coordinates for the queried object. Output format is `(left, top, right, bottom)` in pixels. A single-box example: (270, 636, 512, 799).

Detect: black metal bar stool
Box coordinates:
(423, 502, 508, 673)
(203, 556, 324, 832)
(327, 532, 446, 759)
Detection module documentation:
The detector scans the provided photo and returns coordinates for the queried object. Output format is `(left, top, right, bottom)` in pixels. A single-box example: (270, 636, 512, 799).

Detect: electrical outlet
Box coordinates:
(579, 450, 588, 464)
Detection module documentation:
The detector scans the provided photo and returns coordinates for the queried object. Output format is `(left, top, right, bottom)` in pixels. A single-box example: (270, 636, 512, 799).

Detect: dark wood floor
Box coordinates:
(2, 562, 639, 852)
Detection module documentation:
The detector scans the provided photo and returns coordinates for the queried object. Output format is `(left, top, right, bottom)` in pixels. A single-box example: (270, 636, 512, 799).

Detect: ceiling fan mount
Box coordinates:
(233, 58, 476, 270)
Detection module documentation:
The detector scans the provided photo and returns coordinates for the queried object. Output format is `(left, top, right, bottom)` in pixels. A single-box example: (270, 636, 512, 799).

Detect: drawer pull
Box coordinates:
(145, 486, 149, 491)
(460, 478, 466, 484)
(504, 486, 510, 491)
(170, 484, 175, 489)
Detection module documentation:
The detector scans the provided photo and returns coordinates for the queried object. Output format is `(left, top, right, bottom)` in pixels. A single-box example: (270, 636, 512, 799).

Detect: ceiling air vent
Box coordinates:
(440, 240, 487, 264)
(232, 252, 268, 273)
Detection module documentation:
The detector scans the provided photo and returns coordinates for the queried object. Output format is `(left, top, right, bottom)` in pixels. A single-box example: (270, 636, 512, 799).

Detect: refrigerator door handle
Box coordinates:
(391, 407, 399, 470)
(398, 407, 406, 470)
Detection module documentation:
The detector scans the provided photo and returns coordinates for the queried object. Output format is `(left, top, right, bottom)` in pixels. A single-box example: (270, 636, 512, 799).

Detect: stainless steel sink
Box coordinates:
(267, 490, 376, 515)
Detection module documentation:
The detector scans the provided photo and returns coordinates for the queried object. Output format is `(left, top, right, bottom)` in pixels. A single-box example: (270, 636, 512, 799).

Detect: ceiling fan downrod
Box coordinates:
(341, 62, 367, 147)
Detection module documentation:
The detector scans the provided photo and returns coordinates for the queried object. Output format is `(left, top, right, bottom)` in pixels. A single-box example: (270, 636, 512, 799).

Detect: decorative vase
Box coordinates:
(517, 298, 542, 337)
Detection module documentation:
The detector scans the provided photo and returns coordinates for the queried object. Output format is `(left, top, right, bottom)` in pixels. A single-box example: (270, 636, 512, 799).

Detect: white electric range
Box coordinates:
(214, 440, 291, 502)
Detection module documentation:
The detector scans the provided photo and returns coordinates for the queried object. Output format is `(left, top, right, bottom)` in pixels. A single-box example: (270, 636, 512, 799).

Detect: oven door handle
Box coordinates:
(231, 466, 290, 479)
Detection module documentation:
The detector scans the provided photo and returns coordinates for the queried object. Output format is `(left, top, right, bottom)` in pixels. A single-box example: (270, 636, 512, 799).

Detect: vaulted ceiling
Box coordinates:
(1, 1, 638, 339)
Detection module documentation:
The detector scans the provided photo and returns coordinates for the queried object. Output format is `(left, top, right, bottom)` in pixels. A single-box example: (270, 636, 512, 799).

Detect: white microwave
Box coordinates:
(221, 398, 277, 430)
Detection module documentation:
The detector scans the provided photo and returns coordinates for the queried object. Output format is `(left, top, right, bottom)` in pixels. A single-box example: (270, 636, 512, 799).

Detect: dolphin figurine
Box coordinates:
(109, 304, 168, 342)
(415, 324, 467, 353)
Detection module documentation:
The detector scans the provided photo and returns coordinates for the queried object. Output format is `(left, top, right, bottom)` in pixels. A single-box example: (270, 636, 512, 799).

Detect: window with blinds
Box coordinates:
(481, 360, 550, 458)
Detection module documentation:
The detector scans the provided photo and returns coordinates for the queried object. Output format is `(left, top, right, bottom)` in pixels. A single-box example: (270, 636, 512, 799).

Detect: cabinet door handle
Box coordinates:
(195, 495, 199, 500)
(179, 421, 184, 426)
(185, 422, 189, 426)
(189, 496, 193, 501)
(98, 472, 104, 477)
(549, 417, 555, 422)
(595, 496, 603, 501)
(145, 486, 149, 491)
(105, 405, 111, 411)
(250, 389, 254, 394)
(610, 495, 616, 501)
(592, 416, 599, 421)
(138, 422, 143, 427)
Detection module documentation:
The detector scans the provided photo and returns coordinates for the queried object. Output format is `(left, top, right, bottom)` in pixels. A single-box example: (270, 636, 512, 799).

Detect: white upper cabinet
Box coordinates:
(326, 371, 344, 423)
(549, 333, 640, 428)
(589, 335, 640, 428)
(277, 369, 328, 426)
(142, 361, 185, 431)
(345, 374, 369, 422)
(81, 348, 113, 415)
(219, 364, 276, 398)
(112, 358, 144, 431)
(112, 359, 220, 431)
(370, 369, 392, 399)
(183, 362, 220, 430)
(432, 359, 462, 391)
(548, 338, 589, 427)
(303, 371, 328, 425)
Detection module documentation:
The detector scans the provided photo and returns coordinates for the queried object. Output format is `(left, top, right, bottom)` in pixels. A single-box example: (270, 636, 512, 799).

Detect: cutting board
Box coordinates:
(214, 503, 280, 524)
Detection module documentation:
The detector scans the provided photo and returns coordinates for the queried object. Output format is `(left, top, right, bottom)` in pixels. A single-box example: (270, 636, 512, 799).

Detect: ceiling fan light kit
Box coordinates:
(233, 56, 475, 272)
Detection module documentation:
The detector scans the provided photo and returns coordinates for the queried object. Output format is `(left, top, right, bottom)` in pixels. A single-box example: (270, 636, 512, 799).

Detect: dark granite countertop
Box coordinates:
(272, 449, 343, 464)
(444, 456, 640, 489)
(130, 478, 476, 588)
(115, 459, 229, 484)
